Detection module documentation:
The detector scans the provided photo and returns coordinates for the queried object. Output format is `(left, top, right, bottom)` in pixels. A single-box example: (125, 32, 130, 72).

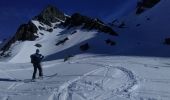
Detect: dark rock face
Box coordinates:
(63, 13, 118, 36)
(34, 5, 66, 26)
(70, 30, 77, 35)
(38, 26, 46, 30)
(1, 5, 65, 53)
(164, 38, 170, 45)
(64, 55, 74, 62)
(105, 39, 116, 46)
(1, 21, 38, 52)
(136, 0, 160, 15)
(136, 24, 141, 27)
(35, 43, 42, 48)
(80, 43, 90, 51)
(56, 37, 69, 46)
(15, 21, 38, 41)
(46, 28, 53, 32)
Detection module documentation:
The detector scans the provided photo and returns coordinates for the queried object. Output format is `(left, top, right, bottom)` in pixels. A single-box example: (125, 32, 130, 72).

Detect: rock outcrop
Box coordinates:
(1, 21, 38, 53)
(1, 5, 66, 54)
(0, 5, 117, 55)
(164, 38, 170, 45)
(63, 13, 118, 36)
(34, 5, 66, 26)
(136, 0, 160, 15)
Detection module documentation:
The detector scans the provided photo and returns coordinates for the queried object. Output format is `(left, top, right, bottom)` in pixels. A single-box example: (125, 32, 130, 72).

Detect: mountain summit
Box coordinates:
(34, 5, 66, 26)
(0, 5, 117, 60)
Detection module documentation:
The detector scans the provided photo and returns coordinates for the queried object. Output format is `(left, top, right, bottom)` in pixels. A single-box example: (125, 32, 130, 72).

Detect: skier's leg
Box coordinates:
(32, 64, 37, 79)
(37, 63, 43, 77)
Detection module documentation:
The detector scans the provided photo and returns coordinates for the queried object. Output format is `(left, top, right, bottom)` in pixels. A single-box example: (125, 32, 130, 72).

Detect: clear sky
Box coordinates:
(0, 0, 137, 40)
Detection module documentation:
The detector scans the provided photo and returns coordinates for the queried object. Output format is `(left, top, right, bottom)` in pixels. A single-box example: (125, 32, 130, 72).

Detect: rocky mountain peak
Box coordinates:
(0, 6, 118, 55)
(63, 13, 118, 36)
(0, 21, 38, 53)
(34, 5, 66, 26)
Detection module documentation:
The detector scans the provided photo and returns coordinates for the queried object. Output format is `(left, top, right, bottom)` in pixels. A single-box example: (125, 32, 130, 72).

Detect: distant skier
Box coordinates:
(30, 49, 44, 80)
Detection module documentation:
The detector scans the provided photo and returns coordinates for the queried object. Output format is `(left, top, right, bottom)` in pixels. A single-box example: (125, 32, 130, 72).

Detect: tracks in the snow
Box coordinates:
(2, 56, 170, 100)
(51, 61, 138, 100)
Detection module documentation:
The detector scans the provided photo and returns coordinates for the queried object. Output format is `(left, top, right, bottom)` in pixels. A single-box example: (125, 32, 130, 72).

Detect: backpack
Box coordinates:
(30, 54, 44, 64)
(30, 54, 36, 63)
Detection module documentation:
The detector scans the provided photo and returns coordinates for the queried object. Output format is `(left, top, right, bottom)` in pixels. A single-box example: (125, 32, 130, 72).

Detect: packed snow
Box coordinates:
(0, 56, 170, 100)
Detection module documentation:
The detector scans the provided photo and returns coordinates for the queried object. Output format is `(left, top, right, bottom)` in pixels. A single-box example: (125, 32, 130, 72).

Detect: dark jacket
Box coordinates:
(30, 53, 44, 64)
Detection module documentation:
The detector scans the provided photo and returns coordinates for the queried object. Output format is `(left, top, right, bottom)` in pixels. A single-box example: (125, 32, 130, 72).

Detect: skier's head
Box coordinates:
(36, 49, 40, 54)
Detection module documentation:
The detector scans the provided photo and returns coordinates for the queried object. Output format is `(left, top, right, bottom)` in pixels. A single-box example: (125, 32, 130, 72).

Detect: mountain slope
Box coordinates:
(0, 5, 117, 63)
(109, 0, 170, 57)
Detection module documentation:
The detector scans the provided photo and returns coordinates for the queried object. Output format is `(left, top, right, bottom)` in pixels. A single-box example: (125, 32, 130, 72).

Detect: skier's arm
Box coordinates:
(40, 54, 44, 60)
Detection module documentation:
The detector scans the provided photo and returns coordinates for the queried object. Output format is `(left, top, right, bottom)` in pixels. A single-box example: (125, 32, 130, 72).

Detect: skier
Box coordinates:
(30, 49, 44, 80)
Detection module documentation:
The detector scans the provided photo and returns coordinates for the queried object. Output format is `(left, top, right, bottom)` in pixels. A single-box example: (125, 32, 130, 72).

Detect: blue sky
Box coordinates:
(0, 0, 137, 40)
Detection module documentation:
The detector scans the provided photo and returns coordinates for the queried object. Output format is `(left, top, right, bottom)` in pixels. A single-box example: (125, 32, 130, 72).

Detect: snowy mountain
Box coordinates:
(0, 5, 118, 63)
(0, 1, 170, 100)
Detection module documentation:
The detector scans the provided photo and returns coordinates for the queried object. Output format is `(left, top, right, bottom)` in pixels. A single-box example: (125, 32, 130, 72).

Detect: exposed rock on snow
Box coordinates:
(63, 13, 118, 36)
(1, 21, 38, 53)
(80, 43, 90, 51)
(34, 5, 66, 26)
(0, 6, 118, 58)
(136, 0, 160, 14)
(164, 38, 170, 45)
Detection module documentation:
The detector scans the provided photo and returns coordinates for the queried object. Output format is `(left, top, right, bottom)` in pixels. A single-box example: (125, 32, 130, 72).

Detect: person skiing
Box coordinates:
(30, 49, 44, 80)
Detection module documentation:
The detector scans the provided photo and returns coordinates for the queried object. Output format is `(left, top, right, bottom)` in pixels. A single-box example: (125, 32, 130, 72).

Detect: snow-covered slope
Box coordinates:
(0, 5, 117, 63)
(5, 19, 116, 63)
(109, 0, 170, 57)
(0, 56, 170, 100)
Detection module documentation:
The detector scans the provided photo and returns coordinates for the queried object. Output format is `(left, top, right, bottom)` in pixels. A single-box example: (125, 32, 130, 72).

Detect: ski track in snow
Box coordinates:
(52, 56, 170, 100)
(0, 56, 170, 100)
(1, 57, 138, 100)
(48, 58, 138, 100)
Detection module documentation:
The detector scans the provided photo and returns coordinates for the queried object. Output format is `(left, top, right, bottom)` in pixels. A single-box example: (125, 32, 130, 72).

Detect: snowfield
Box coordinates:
(0, 56, 170, 100)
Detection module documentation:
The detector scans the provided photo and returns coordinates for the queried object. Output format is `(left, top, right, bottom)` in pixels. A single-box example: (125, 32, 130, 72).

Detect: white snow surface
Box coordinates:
(0, 56, 170, 100)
